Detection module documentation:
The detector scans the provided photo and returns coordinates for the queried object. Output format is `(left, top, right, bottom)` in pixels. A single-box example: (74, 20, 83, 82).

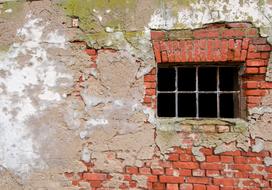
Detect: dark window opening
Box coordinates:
(157, 65, 240, 118)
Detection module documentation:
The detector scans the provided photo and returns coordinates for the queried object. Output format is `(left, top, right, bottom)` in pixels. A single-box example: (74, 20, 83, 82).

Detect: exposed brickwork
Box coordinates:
(66, 147, 272, 190)
(146, 22, 272, 110)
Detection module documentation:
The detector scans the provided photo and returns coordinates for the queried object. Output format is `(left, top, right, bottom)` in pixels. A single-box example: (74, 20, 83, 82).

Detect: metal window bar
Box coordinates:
(157, 65, 240, 118)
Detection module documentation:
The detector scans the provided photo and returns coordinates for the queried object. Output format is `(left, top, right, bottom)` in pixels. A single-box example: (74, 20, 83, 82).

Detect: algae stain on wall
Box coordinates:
(62, 0, 137, 31)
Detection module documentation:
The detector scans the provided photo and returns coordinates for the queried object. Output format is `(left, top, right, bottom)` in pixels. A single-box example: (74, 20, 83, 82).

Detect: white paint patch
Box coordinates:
(148, 9, 176, 29)
(0, 16, 72, 177)
(105, 27, 114, 33)
(81, 146, 91, 163)
(4, 8, 12, 13)
(98, 15, 103, 22)
(86, 118, 108, 128)
(177, 0, 272, 28)
(148, 0, 272, 29)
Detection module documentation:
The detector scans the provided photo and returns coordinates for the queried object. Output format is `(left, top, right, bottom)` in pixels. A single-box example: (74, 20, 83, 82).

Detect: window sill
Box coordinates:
(156, 117, 248, 133)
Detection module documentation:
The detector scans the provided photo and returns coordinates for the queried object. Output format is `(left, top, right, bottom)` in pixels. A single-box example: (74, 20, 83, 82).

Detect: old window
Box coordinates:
(157, 65, 241, 118)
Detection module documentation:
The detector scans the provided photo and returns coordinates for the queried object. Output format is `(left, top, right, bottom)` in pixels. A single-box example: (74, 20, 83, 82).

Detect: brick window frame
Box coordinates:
(144, 22, 272, 119)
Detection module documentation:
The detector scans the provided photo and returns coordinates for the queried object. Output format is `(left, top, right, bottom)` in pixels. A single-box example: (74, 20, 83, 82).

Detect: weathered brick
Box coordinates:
(187, 177, 210, 184)
(193, 184, 206, 190)
(152, 168, 164, 175)
(173, 162, 199, 169)
(139, 167, 151, 175)
(213, 178, 236, 186)
(151, 31, 166, 40)
(159, 176, 184, 183)
(206, 155, 220, 162)
(200, 163, 223, 170)
(180, 184, 193, 190)
(126, 166, 138, 174)
(167, 184, 179, 190)
(83, 173, 107, 181)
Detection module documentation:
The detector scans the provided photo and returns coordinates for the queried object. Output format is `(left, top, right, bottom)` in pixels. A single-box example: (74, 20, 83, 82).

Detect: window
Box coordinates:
(157, 65, 241, 118)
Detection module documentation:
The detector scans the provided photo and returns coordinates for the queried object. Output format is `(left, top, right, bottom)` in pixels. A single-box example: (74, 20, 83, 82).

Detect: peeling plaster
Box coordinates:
(0, 15, 72, 177)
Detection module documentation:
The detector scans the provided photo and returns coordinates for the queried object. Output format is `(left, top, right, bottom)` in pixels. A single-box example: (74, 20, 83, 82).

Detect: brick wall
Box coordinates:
(65, 147, 272, 190)
(65, 22, 272, 189)
(144, 22, 272, 110)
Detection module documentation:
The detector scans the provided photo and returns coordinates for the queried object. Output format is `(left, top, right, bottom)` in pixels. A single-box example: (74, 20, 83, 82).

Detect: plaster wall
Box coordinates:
(0, 0, 272, 189)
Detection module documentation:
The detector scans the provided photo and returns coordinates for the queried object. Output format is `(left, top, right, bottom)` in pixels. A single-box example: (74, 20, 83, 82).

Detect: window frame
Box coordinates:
(156, 64, 243, 119)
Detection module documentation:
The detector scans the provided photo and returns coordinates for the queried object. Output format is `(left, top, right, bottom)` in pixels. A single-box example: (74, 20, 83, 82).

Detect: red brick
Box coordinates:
(256, 45, 271, 52)
(235, 171, 249, 178)
(89, 180, 103, 187)
(259, 67, 267, 74)
(193, 29, 219, 38)
(180, 154, 192, 161)
(129, 180, 137, 188)
(161, 51, 168, 62)
(193, 184, 206, 190)
(151, 31, 166, 40)
(168, 153, 180, 161)
(245, 90, 267, 96)
(159, 160, 172, 168)
(226, 23, 253, 28)
(206, 170, 220, 177)
(260, 82, 272, 89)
(206, 155, 220, 162)
(159, 176, 184, 183)
(220, 156, 233, 163)
(213, 178, 236, 186)
(147, 175, 158, 182)
(252, 37, 267, 44)
(168, 51, 175, 62)
(244, 81, 260, 88)
(85, 49, 97, 55)
(145, 82, 156, 89)
(165, 168, 179, 176)
(144, 97, 152, 103)
(167, 184, 179, 190)
(126, 166, 138, 174)
(144, 74, 156, 82)
(175, 50, 182, 62)
(240, 50, 247, 61)
(244, 67, 259, 74)
(173, 162, 199, 169)
(242, 38, 250, 49)
(180, 184, 193, 190)
(187, 177, 210, 184)
(192, 169, 205, 177)
(152, 168, 164, 175)
(261, 52, 270, 59)
(145, 89, 156, 96)
(180, 169, 192, 176)
(241, 151, 269, 157)
(200, 163, 223, 170)
(247, 96, 262, 104)
(207, 186, 220, 190)
(153, 183, 166, 190)
(83, 173, 107, 181)
(246, 60, 267, 67)
(139, 167, 151, 175)
(153, 41, 162, 63)
(207, 39, 213, 61)
(246, 28, 258, 37)
(200, 148, 213, 155)
(247, 52, 261, 59)
(234, 40, 242, 61)
(222, 29, 245, 38)
(231, 164, 253, 171)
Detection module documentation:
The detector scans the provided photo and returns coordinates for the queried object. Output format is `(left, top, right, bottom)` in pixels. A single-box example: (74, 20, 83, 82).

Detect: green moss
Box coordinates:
(0, 44, 10, 52)
(257, 0, 265, 7)
(62, 0, 137, 31)
(1, 1, 24, 17)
